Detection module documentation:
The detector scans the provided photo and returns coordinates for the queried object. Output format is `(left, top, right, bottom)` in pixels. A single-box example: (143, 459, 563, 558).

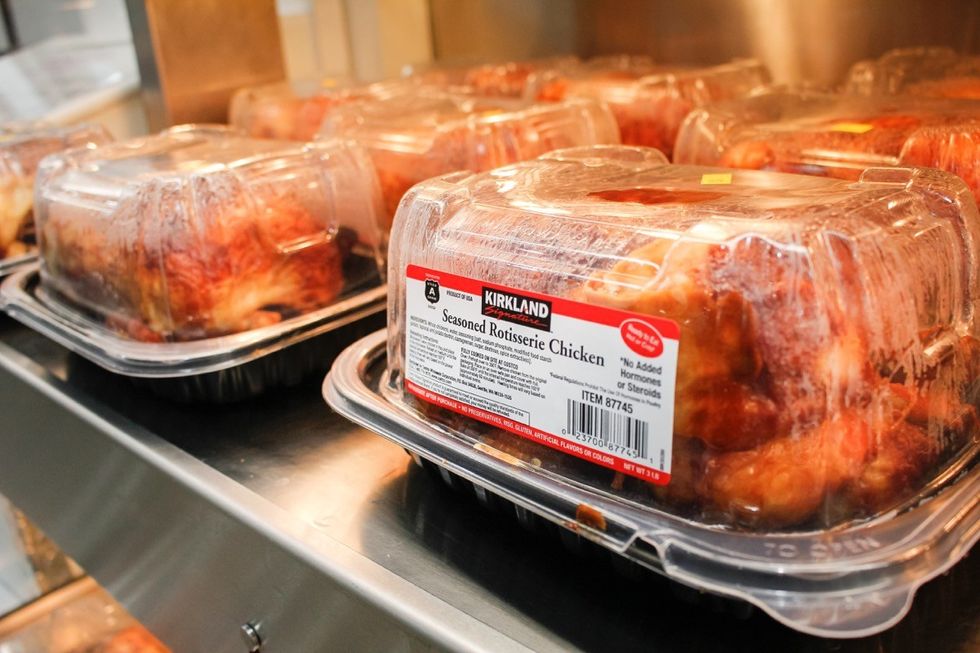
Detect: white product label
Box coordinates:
(404, 265, 679, 484)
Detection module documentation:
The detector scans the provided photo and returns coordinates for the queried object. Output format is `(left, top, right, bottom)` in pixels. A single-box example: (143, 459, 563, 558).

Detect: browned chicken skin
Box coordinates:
(578, 238, 976, 527)
(418, 233, 978, 529)
(400, 150, 978, 529)
(43, 188, 344, 342)
(1, 126, 110, 259)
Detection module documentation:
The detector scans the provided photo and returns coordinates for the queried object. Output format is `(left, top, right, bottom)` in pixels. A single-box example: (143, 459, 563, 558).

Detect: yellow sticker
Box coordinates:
(830, 122, 874, 134)
(700, 172, 732, 185)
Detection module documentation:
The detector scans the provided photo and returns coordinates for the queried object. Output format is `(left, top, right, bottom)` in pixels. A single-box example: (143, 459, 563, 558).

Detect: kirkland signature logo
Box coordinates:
(481, 287, 552, 331)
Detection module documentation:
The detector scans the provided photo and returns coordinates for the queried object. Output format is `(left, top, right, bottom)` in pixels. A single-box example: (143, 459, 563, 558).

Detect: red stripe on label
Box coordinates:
(405, 379, 671, 486)
(406, 264, 680, 339)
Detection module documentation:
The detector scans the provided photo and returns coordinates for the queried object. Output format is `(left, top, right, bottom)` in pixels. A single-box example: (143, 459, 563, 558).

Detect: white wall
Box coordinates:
(9, 0, 131, 45)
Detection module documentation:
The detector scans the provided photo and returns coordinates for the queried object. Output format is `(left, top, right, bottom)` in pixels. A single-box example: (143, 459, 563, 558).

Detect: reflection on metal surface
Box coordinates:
(0, 319, 563, 652)
(428, 0, 580, 65)
(124, 0, 285, 130)
(586, 0, 979, 85)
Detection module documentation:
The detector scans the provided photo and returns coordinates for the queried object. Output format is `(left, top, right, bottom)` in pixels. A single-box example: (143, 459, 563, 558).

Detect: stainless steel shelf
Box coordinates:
(0, 316, 976, 653)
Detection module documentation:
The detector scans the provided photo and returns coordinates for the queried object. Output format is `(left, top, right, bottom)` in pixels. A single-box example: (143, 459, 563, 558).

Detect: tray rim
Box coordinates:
(323, 328, 980, 640)
(1, 265, 387, 378)
(0, 252, 37, 279)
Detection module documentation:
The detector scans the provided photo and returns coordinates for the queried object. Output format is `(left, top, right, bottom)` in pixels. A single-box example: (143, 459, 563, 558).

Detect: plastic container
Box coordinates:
(403, 56, 579, 98)
(846, 47, 980, 100)
(528, 57, 770, 157)
(0, 122, 111, 276)
(317, 90, 620, 221)
(325, 329, 979, 638)
(1, 126, 388, 402)
(381, 143, 980, 531)
(228, 78, 404, 141)
(2, 264, 386, 402)
(35, 125, 385, 342)
(674, 90, 980, 203)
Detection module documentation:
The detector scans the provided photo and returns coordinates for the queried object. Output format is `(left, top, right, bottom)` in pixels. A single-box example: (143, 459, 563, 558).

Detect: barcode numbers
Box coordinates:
(566, 399, 650, 459)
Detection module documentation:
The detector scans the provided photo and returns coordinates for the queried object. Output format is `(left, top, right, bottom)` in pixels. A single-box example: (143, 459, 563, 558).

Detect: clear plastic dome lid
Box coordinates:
(229, 78, 407, 141)
(528, 57, 771, 157)
(0, 121, 111, 261)
(318, 89, 620, 222)
(35, 125, 385, 342)
(675, 90, 980, 203)
(846, 47, 980, 100)
(384, 144, 980, 531)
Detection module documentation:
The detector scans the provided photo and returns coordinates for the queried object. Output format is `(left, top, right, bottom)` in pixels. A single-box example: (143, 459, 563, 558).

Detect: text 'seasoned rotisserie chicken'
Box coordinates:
(402, 56, 579, 98)
(674, 90, 980, 203)
(384, 145, 980, 530)
(846, 47, 980, 100)
(229, 79, 404, 142)
(526, 57, 770, 158)
(317, 90, 620, 224)
(0, 123, 111, 262)
(35, 126, 385, 343)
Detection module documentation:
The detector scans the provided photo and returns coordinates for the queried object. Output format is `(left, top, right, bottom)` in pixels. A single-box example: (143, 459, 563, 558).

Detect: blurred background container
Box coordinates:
(1, 0, 976, 131)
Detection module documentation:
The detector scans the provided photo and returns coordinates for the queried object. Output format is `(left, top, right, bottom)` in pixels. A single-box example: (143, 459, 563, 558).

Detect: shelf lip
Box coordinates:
(0, 330, 564, 653)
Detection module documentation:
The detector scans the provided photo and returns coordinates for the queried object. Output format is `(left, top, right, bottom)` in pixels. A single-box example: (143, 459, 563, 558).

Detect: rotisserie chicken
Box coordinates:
(229, 80, 401, 142)
(0, 124, 110, 260)
(36, 127, 384, 342)
(319, 91, 620, 225)
(531, 58, 770, 158)
(387, 145, 980, 529)
(675, 92, 980, 203)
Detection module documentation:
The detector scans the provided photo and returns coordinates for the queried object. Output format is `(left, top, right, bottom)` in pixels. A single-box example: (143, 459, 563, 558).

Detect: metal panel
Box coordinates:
(0, 321, 557, 652)
(125, 0, 285, 130)
(585, 0, 980, 85)
(428, 0, 580, 63)
(429, 0, 980, 86)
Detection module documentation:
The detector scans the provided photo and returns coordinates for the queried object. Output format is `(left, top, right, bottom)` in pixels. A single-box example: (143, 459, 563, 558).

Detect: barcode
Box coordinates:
(566, 399, 649, 459)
